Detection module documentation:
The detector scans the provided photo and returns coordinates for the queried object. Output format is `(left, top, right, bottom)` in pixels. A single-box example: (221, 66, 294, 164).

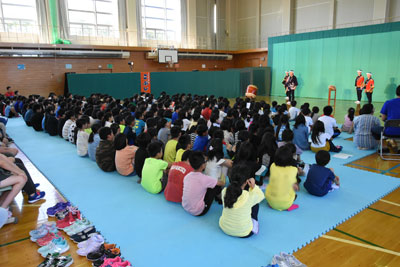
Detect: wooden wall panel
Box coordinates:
(0, 50, 267, 97)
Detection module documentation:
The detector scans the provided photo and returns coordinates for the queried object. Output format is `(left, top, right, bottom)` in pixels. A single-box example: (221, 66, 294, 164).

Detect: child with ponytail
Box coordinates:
(219, 164, 264, 238)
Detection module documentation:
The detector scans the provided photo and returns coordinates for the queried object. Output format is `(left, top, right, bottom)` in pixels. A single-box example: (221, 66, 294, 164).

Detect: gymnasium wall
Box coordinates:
(268, 21, 400, 102)
(0, 48, 267, 97)
(67, 67, 270, 99)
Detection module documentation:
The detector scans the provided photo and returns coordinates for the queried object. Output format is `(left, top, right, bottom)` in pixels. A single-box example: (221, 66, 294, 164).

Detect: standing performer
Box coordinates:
(354, 70, 364, 104)
(364, 72, 374, 104)
(282, 71, 289, 100)
(287, 70, 298, 103)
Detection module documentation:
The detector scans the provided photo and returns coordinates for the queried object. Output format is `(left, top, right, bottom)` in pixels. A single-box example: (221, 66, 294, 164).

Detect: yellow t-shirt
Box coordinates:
(265, 163, 297, 211)
(175, 148, 186, 162)
(219, 186, 264, 237)
(163, 139, 178, 163)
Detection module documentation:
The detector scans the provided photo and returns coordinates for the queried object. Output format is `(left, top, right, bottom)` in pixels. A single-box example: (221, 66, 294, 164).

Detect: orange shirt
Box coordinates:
(356, 75, 364, 87)
(115, 145, 138, 176)
(365, 78, 374, 92)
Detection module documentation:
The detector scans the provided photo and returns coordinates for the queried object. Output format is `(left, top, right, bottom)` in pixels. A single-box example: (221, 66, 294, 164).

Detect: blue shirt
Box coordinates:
(304, 164, 335, 196)
(24, 109, 33, 122)
(4, 106, 11, 117)
(293, 124, 310, 151)
(42, 116, 46, 133)
(171, 112, 179, 123)
(134, 119, 145, 135)
(381, 98, 400, 135)
(192, 135, 209, 152)
(88, 134, 100, 161)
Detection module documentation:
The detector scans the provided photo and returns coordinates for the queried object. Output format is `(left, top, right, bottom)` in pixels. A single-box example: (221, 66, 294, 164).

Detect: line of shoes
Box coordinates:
(29, 201, 132, 267)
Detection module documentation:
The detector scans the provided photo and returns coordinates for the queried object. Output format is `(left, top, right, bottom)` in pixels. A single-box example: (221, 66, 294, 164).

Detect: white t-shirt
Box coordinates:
(311, 133, 331, 148)
(62, 119, 73, 140)
(305, 116, 313, 133)
(288, 107, 300, 120)
(318, 116, 337, 138)
(77, 130, 90, 156)
(218, 110, 227, 123)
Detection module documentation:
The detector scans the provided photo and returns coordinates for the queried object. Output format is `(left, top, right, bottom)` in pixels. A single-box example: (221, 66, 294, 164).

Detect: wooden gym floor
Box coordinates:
(0, 97, 399, 267)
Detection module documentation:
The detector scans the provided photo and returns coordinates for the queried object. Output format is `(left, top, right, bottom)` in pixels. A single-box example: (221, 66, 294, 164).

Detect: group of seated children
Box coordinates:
(16, 92, 348, 238)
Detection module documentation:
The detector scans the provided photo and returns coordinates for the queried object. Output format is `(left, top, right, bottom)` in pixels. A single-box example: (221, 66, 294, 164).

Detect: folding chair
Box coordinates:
(380, 119, 400, 161)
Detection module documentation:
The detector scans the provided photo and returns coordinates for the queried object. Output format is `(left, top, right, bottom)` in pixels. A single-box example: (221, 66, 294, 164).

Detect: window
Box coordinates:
(67, 0, 119, 38)
(0, 0, 38, 33)
(141, 0, 181, 42)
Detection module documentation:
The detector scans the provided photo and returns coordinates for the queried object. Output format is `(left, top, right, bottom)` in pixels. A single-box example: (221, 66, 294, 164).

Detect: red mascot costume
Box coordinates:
(245, 85, 258, 99)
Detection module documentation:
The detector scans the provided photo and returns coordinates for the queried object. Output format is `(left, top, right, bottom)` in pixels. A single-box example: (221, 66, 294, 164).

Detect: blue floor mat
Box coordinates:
(8, 118, 400, 267)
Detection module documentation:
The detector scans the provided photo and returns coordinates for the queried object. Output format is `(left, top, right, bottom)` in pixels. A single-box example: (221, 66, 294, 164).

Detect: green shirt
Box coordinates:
(163, 139, 178, 163)
(141, 157, 168, 194)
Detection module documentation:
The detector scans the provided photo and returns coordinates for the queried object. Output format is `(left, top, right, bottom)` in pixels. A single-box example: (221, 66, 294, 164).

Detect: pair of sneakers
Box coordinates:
(36, 231, 62, 247)
(63, 218, 92, 236)
(38, 237, 70, 258)
(30, 223, 58, 242)
(38, 253, 73, 267)
(88, 243, 120, 264)
(70, 226, 97, 243)
(47, 202, 71, 217)
(99, 257, 131, 267)
(56, 210, 81, 229)
(77, 234, 104, 256)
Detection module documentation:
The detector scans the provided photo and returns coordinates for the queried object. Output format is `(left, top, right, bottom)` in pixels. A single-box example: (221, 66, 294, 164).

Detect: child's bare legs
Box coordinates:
(0, 147, 18, 156)
(0, 175, 27, 209)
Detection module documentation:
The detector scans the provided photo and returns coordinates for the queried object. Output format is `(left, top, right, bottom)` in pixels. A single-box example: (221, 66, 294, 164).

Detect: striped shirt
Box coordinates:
(353, 115, 381, 149)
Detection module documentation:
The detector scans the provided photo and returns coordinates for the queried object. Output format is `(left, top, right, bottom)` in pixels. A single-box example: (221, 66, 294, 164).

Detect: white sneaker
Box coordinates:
(355, 101, 360, 104)
(251, 219, 259, 235)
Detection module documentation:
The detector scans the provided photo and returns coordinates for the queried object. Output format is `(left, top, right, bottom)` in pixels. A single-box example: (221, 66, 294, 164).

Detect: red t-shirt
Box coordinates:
(5, 91, 14, 97)
(164, 161, 194, 203)
(201, 108, 212, 121)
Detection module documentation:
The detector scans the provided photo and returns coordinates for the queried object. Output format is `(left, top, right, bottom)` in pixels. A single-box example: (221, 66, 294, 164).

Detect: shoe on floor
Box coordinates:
(36, 232, 61, 247)
(38, 238, 69, 258)
(37, 253, 60, 267)
(77, 235, 104, 256)
(70, 226, 97, 242)
(47, 202, 70, 217)
(78, 234, 104, 249)
(30, 223, 57, 241)
(52, 255, 74, 267)
(28, 191, 45, 203)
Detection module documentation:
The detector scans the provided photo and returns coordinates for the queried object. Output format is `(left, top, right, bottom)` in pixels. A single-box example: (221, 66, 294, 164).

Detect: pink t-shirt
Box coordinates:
(182, 172, 217, 216)
(115, 145, 138, 176)
(343, 115, 353, 128)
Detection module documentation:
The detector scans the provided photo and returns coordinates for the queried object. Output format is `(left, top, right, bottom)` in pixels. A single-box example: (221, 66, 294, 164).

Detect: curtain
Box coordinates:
(36, 0, 49, 43)
(57, 0, 69, 40)
(136, 0, 143, 47)
(180, 0, 188, 48)
(118, 0, 128, 45)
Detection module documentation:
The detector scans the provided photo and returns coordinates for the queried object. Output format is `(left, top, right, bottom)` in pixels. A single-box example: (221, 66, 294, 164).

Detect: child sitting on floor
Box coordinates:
(219, 164, 264, 238)
(163, 126, 181, 164)
(115, 133, 137, 176)
(88, 123, 101, 161)
(265, 145, 300, 211)
(164, 150, 193, 203)
(341, 107, 355, 134)
(134, 132, 151, 184)
(304, 150, 340, 196)
(96, 127, 116, 172)
(311, 121, 342, 153)
(141, 142, 170, 194)
(318, 106, 341, 138)
(182, 151, 224, 216)
(76, 118, 90, 157)
(175, 134, 191, 162)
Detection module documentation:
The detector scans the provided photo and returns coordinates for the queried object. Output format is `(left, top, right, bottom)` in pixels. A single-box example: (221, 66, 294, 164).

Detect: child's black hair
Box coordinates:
(176, 134, 191, 151)
(76, 118, 87, 130)
(224, 164, 251, 208)
(89, 123, 101, 143)
(311, 106, 319, 117)
(147, 142, 163, 157)
(316, 150, 330, 166)
(110, 123, 120, 135)
(136, 132, 152, 148)
(291, 100, 297, 107)
(196, 124, 208, 136)
(323, 106, 333, 116)
(282, 129, 294, 142)
(294, 114, 306, 129)
(311, 121, 325, 145)
(274, 145, 294, 167)
(99, 127, 112, 140)
(207, 138, 224, 161)
(170, 126, 181, 139)
(114, 133, 127, 150)
(181, 150, 192, 161)
(189, 151, 206, 170)
(347, 107, 355, 121)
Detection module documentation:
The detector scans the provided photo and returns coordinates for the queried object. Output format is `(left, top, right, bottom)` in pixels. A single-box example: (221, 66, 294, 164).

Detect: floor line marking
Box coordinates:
(321, 235, 400, 256)
(0, 236, 30, 247)
(367, 207, 400, 219)
(333, 228, 384, 248)
(379, 199, 400, 207)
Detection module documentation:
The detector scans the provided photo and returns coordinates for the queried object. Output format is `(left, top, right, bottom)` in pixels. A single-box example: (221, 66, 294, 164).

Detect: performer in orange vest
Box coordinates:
(364, 72, 374, 104)
(354, 69, 364, 104)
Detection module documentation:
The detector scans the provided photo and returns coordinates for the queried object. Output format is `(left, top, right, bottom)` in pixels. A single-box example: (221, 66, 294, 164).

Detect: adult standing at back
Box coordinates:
(287, 70, 298, 103)
(355, 70, 364, 104)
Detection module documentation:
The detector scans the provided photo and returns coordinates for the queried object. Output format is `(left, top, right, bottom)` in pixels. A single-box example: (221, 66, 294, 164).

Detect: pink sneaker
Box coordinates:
(36, 232, 61, 246)
(101, 257, 122, 266)
(287, 204, 299, 211)
(112, 261, 132, 267)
